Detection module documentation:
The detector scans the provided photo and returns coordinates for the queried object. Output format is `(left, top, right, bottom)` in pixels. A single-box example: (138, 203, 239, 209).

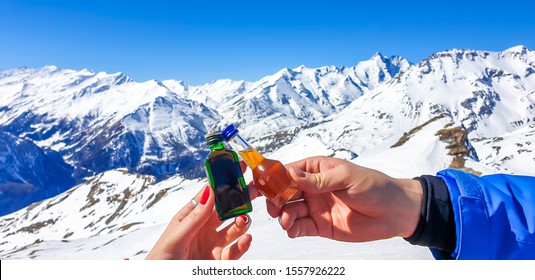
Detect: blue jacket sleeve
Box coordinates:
(436, 169, 535, 259)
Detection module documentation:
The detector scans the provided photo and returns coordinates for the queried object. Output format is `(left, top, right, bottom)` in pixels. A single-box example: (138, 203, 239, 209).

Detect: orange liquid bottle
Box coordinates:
(222, 125, 299, 208)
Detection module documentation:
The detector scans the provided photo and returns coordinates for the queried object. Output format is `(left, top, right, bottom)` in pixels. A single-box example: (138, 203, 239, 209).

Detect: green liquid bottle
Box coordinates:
(204, 131, 252, 221)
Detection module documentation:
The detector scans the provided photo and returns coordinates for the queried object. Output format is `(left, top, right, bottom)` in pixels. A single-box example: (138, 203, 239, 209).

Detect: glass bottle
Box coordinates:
(222, 124, 299, 208)
(204, 131, 252, 220)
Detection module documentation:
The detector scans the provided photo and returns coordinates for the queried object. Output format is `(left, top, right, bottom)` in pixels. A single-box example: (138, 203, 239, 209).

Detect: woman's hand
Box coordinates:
(146, 162, 255, 260)
(146, 186, 252, 260)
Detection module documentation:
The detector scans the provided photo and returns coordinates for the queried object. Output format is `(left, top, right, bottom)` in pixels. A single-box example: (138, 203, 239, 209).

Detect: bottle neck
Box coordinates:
(209, 141, 226, 151)
(227, 134, 255, 152)
(227, 134, 265, 168)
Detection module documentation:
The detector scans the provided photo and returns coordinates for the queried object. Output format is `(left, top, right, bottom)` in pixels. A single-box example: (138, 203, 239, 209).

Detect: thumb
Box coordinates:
(288, 166, 347, 194)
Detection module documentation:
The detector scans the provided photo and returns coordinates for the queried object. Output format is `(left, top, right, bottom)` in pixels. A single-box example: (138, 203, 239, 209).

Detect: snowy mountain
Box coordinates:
(293, 45, 535, 175)
(0, 131, 74, 216)
(0, 66, 220, 184)
(0, 46, 534, 259)
(163, 53, 410, 138)
(0, 53, 409, 215)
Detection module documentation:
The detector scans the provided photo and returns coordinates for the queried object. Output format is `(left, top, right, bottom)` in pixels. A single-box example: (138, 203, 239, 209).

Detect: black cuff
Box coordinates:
(404, 175, 456, 255)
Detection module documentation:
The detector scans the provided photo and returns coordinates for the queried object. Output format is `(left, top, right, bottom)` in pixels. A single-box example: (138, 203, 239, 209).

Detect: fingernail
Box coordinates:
(239, 215, 249, 224)
(200, 186, 210, 205)
(293, 167, 306, 178)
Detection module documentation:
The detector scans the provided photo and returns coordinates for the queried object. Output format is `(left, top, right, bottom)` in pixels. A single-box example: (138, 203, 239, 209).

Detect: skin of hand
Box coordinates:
(265, 156, 423, 243)
(146, 162, 259, 260)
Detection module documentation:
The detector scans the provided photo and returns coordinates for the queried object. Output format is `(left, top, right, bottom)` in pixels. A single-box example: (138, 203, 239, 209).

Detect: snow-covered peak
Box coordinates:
(0, 66, 219, 184)
(503, 45, 530, 54)
(161, 79, 189, 99)
(209, 54, 411, 139)
(167, 78, 250, 109)
(42, 65, 60, 73)
(499, 45, 535, 63)
(353, 53, 411, 89)
(371, 51, 384, 59)
(0, 67, 145, 120)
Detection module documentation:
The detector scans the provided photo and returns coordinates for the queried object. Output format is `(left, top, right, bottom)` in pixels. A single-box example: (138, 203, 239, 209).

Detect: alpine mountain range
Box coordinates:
(0, 46, 534, 259)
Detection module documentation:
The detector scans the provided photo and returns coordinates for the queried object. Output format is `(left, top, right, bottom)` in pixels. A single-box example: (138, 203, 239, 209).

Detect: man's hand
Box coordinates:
(266, 156, 422, 242)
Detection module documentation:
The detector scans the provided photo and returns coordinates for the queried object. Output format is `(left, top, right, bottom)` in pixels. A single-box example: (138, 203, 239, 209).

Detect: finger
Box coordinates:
(285, 156, 323, 172)
(149, 186, 214, 257)
(175, 184, 210, 222)
(264, 188, 303, 217)
(203, 206, 226, 230)
(239, 160, 261, 201)
(247, 183, 262, 200)
(279, 201, 309, 230)
(286, 217, 319, 239)
(266, 199, 281, 218)
(288, 189, 304, 201)
(240, 160, 248, 173)
(286, 156, 340, 173)
(215, 214, 251, 247)
(220, 234, 253, 260)
(172, 186, 215, 241)
(288, 166, 349, 194)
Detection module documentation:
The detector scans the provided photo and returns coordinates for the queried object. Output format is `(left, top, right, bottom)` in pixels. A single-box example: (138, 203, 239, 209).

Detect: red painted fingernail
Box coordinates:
(200, 186, 210, 205)
(239, 215, 249, 224)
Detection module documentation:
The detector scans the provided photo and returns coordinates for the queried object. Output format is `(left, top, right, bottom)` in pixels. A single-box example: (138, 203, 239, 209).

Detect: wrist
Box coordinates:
(391, 178, 423, 238)
(403, 176, 456, 253)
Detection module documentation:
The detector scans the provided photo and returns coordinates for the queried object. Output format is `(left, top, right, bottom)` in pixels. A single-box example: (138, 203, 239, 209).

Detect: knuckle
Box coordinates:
(183, 207, 202, 224)
(312, 173, 324, 188)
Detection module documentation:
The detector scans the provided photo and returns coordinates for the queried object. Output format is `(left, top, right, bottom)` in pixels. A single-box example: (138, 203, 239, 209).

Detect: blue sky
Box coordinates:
(1, 0, 534, 85)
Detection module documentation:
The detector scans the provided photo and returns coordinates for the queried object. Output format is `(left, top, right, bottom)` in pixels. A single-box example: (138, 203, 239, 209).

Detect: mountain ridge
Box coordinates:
(0, 45, 534, 218)
(1, 46, 535, 259)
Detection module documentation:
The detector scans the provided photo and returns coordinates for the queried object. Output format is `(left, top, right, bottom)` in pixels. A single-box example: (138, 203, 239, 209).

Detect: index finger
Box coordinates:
(175, 184, 209, 222)
(172, 187, 215, 242)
